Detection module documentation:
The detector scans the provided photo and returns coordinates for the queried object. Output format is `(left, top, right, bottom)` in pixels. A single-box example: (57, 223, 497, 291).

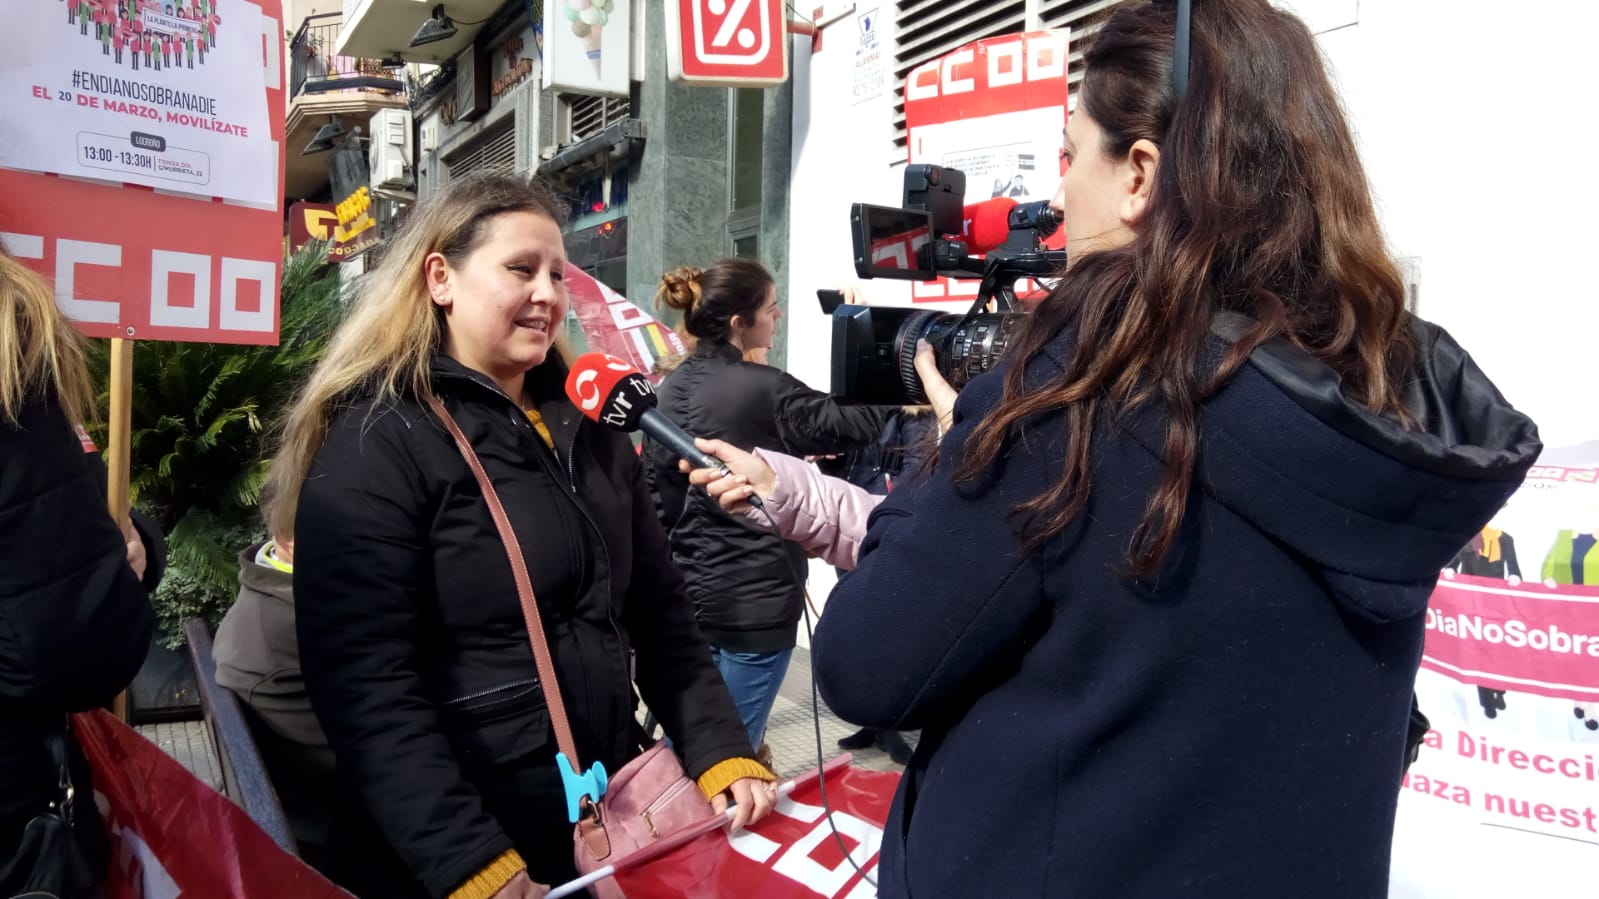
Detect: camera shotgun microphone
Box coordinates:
(563, 352, 764, 509)
(957, 197, 1020, 253)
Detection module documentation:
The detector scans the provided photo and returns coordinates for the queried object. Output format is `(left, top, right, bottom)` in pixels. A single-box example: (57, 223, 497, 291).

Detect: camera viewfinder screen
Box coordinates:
(852, 204, 936, 280)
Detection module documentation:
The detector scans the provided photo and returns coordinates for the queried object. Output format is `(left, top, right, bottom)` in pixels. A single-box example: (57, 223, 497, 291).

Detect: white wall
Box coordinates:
(785, 10, 923, 630)
(784, 11, 919, 395)
(1307, 0, 1599, 447)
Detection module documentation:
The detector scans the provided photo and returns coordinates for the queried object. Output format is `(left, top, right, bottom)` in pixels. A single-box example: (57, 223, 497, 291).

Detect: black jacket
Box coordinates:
(814, 316, 1541, 899)
(0, 391, 153, 841)
(293, 355, 752, 897)
(644, 341, 894, 652)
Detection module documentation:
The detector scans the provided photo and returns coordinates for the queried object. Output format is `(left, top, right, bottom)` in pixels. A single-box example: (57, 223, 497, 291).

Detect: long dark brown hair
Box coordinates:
(956, 0, 1416, 574)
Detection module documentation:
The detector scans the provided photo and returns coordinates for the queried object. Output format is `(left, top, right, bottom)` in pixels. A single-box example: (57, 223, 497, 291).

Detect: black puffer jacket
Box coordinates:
(294, 355, 751, 897)
(644, 341, 894, 652)
(0, 391, 153, 851)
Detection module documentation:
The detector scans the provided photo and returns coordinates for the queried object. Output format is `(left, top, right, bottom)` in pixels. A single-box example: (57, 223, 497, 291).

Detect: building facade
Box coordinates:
(328, 0, 795, 362)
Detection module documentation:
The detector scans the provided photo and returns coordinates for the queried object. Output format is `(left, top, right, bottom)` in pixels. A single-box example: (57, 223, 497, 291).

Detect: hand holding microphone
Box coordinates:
(563, 353, 764, 509)
(681, 439, 776, 514)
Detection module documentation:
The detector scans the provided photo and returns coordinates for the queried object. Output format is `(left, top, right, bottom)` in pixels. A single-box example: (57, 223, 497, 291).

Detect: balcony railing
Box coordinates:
(290, 12, 404, 98)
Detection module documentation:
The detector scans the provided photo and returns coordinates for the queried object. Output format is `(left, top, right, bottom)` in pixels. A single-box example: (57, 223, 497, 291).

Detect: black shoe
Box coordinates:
(837, 728, 876, 750)
(875, 730, 913, 765)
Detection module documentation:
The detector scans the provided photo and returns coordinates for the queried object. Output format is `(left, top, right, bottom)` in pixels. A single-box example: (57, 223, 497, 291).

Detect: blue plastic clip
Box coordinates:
(557, 753, 609, 823)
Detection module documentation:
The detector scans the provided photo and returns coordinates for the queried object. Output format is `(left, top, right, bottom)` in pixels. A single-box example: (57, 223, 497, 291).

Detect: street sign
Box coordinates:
(665, 0, 789, 87)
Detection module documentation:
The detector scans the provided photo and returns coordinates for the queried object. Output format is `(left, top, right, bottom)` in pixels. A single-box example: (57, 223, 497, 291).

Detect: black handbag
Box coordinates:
(0, 728, 104, 899)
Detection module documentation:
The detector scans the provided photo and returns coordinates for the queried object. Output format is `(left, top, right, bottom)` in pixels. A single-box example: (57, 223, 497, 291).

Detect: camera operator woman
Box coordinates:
(268, 175, 774, 899)
(644, 260, 894, 760)
(1, 248, 154, 896)
(789, 2, 1541, 896)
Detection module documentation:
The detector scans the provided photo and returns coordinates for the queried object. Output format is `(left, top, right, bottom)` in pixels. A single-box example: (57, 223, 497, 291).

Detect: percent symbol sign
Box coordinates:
(708, 0, 757, 49)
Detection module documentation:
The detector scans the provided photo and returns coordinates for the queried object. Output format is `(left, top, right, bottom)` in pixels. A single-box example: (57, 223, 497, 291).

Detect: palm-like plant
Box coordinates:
(88, 243, 345, 644)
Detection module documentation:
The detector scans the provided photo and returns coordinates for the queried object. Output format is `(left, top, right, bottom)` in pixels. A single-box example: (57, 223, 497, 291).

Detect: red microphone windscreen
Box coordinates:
(564, 352, 640, 422)
(961, 197, 1019, 253)
(565, 352, 658, 430)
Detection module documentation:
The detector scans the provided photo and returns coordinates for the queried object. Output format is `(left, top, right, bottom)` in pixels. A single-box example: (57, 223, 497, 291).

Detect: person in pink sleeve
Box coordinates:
(682, 339, 957, 570)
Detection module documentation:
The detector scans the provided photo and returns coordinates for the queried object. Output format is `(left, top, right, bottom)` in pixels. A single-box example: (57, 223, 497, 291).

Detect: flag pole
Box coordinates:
(107, 336, 135, 722)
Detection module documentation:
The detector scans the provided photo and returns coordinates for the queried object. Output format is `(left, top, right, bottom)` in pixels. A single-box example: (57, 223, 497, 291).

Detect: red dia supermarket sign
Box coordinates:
(0, 0, 286, 346)
(666, 0, 789, 87)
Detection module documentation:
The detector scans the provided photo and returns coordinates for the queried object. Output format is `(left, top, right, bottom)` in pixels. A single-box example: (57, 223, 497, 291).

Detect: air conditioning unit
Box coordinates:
(369, 108, 414, 191)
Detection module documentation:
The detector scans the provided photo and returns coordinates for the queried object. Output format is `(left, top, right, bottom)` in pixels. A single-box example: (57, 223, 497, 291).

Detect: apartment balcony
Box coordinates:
(337, 0, 502, 64)
(286, 12, 408, 200)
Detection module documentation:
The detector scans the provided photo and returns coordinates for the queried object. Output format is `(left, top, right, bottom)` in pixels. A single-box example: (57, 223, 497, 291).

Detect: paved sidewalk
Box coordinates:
(136, 720, 222, 791)
(764, 647, 916, 779)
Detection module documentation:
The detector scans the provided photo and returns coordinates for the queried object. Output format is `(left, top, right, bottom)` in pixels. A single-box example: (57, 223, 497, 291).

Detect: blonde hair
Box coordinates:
(0, 247, 96, 428)
(264, 174, 567, 537)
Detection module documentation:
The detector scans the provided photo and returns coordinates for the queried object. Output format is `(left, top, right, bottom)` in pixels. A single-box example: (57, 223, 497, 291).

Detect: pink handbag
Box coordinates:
(429, 397, 720, 898)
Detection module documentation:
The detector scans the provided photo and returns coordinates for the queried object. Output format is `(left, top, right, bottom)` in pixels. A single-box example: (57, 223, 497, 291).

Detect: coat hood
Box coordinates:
(1177, 315, 1541, 622)
(236, 541, 293, 604)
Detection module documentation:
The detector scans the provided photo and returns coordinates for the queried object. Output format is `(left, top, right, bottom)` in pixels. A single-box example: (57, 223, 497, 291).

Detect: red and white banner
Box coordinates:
(611, 764, 898, 898)
(566, 268, 687, 381)
(1423, 574, 1599, 702)
(0, 0, 285, 346)
(72, 710, 351, 899)
(1390, 442, 1599, 898)
(903, 30, 1068, 306)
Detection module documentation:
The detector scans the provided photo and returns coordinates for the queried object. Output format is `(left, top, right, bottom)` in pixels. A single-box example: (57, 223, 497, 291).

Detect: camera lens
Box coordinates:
(892, 311, 1025, 404)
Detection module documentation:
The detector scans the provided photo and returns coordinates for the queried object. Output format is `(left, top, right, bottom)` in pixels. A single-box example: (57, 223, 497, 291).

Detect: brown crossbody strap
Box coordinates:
(426, 395, 583, 768)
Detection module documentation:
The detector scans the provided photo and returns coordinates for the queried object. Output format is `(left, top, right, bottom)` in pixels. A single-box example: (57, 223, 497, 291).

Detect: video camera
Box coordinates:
(829, 164, 1066, 405)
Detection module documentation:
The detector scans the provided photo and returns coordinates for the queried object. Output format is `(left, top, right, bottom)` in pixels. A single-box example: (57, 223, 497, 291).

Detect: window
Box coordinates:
(562, 94, 632, 146)
(730, 88, 764, 213)
(728, 88, 764, 253)
(446, 121, 517, 179)
(732, 234, 758, 259)
(891, 0, 1026, 151)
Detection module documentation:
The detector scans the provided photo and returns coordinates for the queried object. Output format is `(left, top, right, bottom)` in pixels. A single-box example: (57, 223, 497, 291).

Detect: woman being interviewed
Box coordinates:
(801, 1, 1540, 897)
(644, 261, 893, 761)
(267, 175, 773, 899)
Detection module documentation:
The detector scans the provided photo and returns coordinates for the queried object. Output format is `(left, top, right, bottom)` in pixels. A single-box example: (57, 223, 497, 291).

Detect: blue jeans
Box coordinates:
(710, 646, 794, 749)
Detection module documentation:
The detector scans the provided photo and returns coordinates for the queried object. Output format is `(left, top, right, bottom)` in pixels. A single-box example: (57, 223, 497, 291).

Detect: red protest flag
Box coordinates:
(71, 710, 352, 899)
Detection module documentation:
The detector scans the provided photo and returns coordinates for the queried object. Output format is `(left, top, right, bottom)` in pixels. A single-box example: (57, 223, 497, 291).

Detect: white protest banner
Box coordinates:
(0, 0, 276, 207)
(1390, 440, 1599, 898)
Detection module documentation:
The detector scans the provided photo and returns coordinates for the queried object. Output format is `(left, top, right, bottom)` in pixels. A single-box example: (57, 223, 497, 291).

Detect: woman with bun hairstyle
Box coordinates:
(644, 260, 894, 762)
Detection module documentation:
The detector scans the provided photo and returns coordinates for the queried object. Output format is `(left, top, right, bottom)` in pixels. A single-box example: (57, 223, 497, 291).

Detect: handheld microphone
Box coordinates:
(563, 353, 764, 509)
(957, 197, 1019, 253)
